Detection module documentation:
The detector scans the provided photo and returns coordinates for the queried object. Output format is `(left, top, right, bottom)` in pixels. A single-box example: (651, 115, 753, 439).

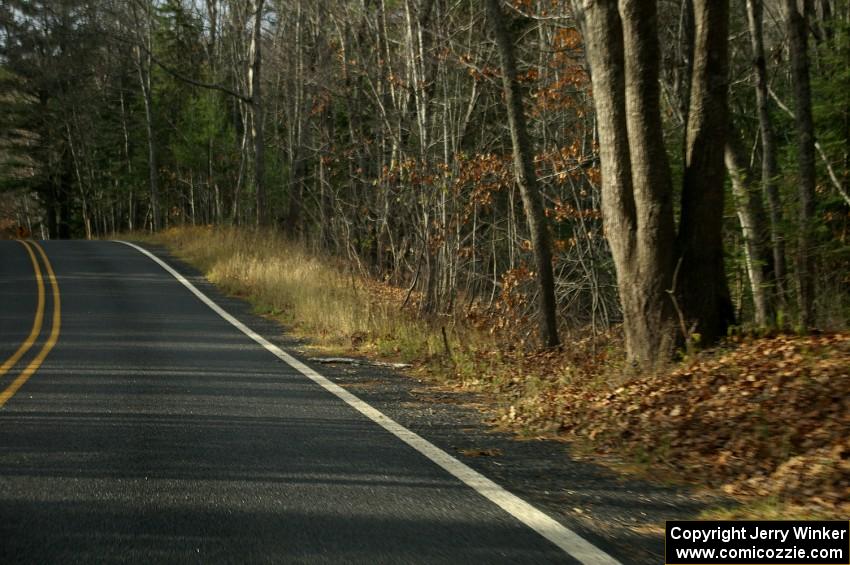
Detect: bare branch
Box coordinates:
(768, 86, 850, 207)
(137, 41, 252, 104)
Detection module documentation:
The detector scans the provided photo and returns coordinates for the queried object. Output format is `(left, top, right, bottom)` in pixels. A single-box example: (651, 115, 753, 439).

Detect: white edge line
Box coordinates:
(116, 240, 621, 565)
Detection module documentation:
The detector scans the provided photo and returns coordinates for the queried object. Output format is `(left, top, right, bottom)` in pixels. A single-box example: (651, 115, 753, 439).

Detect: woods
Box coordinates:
(2, 0, 849, 359)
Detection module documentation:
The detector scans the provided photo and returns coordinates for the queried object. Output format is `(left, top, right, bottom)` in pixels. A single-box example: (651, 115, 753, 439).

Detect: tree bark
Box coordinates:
(725, 121, 773, 326)
(571, 0, 675, 367)
(618, 0, 678, 349)
(134, 44, 160, 232)
(487, 0, 560, 348)
(677, 0, 734, 344)
(746, 0, 786, 309)
(285, 0, 307, 237)
(677, 0, 694, 163)
(783, 0, 817, 328)
(249, 0, 267, 226)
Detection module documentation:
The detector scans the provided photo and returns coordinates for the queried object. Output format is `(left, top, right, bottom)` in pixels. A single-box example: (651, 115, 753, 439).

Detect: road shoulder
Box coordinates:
(133, 242, 723, 564)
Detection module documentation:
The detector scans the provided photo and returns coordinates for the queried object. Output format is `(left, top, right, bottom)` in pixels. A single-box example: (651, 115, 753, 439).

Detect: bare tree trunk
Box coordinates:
(204, 0, 218, 60)
(677, 0, 734, 344)
(618, 0, 678, 350)
(118, 86, 136, 231)
(286, 0, 307, 237)
(249, 0, 267, 226)
(746, 0, 787, 309)
(134, 44, 160, 232)
(487, 0, 560, 348)
(783, 0, 818, 328)
(725, 122, 772, 326)
(572, 0, 676, 367)
(231, 103, 251, 224)
(127, 0, 161, 232)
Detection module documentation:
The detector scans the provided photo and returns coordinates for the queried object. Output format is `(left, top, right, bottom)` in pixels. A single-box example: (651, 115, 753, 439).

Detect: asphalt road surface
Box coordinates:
(0, 240, 621, 564)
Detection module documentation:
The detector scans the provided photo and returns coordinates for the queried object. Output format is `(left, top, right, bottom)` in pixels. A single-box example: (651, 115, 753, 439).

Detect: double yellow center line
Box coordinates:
(0, 240, 61, 408)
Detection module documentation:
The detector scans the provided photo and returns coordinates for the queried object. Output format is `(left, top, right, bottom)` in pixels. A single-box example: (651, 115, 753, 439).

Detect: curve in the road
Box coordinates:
(0, 241, 61, 409)
(0, 241, 45, 379)
(117, 240, 621, 565)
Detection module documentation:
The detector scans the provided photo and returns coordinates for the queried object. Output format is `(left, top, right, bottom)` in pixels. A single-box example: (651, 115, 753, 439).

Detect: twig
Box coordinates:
(667, 256, 698, 354)
(401, 246, 425, 309)
(111, 27, 252, 104)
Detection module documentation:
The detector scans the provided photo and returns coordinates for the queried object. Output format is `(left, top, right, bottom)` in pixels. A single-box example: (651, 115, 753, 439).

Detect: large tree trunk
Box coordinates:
(249, 0, 267, 226)
(725, 122, 772, 326)
(571, 0, 674, 368)
(487, 0, 560, 348)
(783, 0, 818, 328)
(677, 0, 734, 344)
(746, 0, 786, 311)
(618, 0, 677, 353)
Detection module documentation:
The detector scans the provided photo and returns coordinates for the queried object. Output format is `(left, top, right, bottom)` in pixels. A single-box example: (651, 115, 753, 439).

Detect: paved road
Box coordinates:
(0, 240, 625, 564)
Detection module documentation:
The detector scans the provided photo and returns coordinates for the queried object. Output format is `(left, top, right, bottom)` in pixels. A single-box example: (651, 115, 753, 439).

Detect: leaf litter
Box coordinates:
(497, 333, 849, 516)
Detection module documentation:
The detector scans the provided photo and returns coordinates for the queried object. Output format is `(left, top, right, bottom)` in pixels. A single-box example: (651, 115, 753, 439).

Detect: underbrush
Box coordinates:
(137, 226, 497, 365)
(135, 226, 848, 519)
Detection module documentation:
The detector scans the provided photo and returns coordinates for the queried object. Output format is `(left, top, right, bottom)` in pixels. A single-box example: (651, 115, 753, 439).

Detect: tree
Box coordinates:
(783, 0, 818, 328)
(745, 0, 785, 312)
(571, 0, 732, 367)
(130, 0, 162, 231)
(725, 120, 772, 327)
(570, 0, 674, 367)
(248, 0, 267, 226)
(676, 0, 735, 345)
(486, 0, 560, 348)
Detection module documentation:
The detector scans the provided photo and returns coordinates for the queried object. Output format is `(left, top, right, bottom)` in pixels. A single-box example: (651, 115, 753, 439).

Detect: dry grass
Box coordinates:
(136, 226, 467, 362)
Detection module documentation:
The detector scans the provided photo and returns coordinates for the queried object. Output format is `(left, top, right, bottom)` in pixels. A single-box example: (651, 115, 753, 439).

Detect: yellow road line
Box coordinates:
(0, 241, 46, 378)
(0, 241, 61, 409)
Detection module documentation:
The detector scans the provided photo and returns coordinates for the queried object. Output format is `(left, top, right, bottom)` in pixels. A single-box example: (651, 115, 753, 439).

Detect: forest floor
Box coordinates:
(135, 226, 849, 521)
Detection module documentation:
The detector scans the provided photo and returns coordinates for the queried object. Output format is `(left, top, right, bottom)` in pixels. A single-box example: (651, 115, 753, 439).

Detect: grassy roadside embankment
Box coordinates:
(134, 226, 849, 520)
